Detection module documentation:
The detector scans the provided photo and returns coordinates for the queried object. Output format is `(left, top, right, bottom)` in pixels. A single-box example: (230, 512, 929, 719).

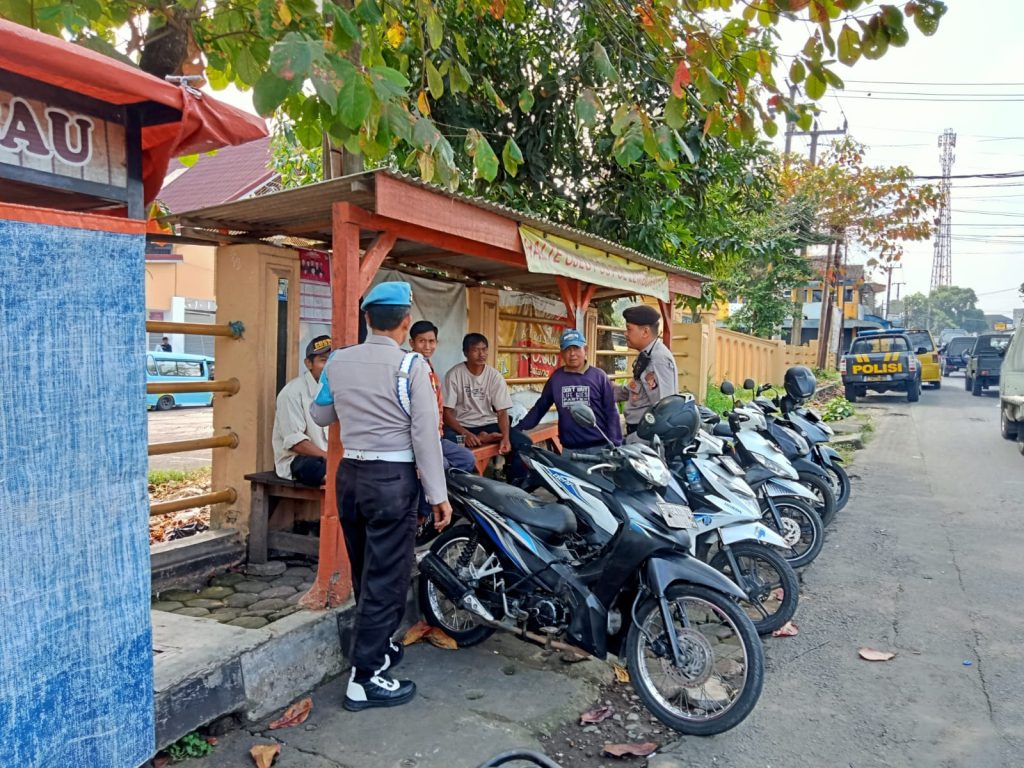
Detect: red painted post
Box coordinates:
(659, 296, 674, 347)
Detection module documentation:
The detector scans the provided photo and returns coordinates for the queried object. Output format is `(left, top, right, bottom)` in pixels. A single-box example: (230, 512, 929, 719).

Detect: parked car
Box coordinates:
(939, 336, 975, 377)
(999, 326, 1024, 450)
(904, 328, 942, 389)
(840, 331, 920, 403)
(964, 333, 1012, 397)
(938, 328, 968, 348)
(146, 351, 215, 410)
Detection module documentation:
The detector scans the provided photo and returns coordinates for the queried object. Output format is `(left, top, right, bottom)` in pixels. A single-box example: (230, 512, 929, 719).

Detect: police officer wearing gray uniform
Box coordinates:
(310, 281, 452, 711)
(614, 304, 679, 434)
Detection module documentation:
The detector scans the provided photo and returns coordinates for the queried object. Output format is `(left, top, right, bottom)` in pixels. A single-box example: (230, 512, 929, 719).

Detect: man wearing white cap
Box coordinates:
(310, 281, 452, 711)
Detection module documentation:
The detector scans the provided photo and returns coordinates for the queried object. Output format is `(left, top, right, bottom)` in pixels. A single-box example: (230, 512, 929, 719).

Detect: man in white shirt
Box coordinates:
(271, 335, 331, 485)
(443, 333, 531, 484)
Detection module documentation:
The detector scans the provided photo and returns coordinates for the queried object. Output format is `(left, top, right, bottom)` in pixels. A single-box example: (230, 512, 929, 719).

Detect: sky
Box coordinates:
(201, 2, 1022, 315)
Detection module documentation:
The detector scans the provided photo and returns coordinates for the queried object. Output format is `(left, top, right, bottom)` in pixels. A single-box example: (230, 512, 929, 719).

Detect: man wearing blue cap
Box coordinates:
(516, 329, 623, 449)
(310, 280, 452, 712)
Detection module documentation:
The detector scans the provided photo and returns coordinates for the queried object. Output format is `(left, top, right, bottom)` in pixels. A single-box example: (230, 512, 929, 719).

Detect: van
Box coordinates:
(999, 325, 1024, 450)
(146, 352, 215, 411)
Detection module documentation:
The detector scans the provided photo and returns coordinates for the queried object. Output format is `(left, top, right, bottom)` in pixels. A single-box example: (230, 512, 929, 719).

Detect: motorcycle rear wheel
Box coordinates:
(824, 462, 851, 511)
(759, 497, 823, 568)
(626, 584, 764, 736)
(798, 471, 837, 527)
(709, 543, 799, 635)
(418, 524, 498, 647)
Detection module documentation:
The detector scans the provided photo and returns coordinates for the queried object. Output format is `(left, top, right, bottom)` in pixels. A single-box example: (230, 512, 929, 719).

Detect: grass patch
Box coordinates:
(148, 467, 211, 486)
(703, 380, 758, 413)
(814, 367, 841, 383)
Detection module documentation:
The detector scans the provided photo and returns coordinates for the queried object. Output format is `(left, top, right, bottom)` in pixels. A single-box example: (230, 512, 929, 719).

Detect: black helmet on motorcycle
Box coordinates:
(636, 395, 701, 446)
(784, 365, 816, 401)
(697, 404, 720, 424)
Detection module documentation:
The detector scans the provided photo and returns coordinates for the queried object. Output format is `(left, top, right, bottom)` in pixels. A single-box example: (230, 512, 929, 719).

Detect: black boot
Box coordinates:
(378, 639, 404, 673)
(344, 669, 416, 711)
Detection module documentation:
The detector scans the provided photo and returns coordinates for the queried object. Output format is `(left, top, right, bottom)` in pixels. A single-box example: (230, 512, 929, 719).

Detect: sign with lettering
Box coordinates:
(0, 89, 126, 187)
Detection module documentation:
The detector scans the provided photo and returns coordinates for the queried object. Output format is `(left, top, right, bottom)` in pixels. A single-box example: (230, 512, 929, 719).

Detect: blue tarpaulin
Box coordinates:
(0, 216, 154, 766)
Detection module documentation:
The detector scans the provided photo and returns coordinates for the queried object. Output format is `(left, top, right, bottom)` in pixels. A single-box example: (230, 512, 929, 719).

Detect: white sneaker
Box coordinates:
(344, 670, 416, 711)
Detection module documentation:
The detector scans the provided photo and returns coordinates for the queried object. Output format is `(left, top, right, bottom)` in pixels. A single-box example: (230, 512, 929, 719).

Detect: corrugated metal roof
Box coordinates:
(167, 168, 708, 284)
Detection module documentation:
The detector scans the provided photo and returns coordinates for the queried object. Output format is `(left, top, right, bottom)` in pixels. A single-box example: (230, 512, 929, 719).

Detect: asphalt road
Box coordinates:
(185, 380, 1024, 768)
(148, 407, 213, 470)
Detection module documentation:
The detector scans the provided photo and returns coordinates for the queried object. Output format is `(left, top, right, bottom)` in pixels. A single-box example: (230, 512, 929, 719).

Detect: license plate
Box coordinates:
(720, 456, 745, 476)
(657, 502, 697, 529)
(865, 375, 890, 382)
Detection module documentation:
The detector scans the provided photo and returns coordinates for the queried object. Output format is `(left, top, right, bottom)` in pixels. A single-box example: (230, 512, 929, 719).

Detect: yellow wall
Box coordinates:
(790, 285, 865, 320)
(145, 244, 216, 309)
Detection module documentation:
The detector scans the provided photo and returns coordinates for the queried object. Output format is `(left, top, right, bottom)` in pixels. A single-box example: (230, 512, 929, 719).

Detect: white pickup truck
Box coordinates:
(999, 325, 1024, 454)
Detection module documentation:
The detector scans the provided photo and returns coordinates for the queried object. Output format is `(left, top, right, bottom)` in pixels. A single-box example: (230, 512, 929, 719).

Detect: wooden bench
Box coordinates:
(245, 424, 561, 563)
(469, 423, 562, 474)
(244, 471, 324, 565)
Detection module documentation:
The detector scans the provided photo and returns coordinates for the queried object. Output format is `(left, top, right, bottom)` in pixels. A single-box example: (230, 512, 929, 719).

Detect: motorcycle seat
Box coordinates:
(712, 422, 733, 438)
(447, 472, 577, 538)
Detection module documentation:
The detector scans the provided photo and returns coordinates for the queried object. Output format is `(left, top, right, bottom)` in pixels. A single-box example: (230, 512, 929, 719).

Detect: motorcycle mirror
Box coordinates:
(720, 380, 735, 396)
(743, 378, 756, 391)
(569, 403, 598, 428)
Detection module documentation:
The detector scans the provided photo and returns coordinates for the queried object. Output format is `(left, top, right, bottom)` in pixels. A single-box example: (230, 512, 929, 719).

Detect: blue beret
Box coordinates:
(363, 281, 413, 307)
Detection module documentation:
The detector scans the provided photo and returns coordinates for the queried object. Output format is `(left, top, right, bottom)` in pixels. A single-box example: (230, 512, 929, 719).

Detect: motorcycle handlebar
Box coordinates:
(569, 452, 605, 462)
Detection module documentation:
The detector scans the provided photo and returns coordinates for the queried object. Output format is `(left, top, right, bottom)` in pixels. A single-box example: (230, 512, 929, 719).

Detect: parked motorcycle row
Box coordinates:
(416, 365, 851, 737)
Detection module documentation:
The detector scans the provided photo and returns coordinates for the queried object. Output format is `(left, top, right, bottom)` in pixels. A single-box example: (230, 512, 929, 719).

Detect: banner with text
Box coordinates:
(519, 226, 670, 302)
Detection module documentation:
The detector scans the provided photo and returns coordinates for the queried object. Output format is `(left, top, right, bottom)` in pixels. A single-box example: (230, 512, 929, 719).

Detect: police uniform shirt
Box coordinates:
(617, 337, 679, 424)
(271, 370, 328, 479)
(309, 335, 448, 505)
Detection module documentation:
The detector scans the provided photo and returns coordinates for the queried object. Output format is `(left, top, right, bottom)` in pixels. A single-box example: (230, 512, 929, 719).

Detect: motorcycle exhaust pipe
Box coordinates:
(418, 552, 495, 623)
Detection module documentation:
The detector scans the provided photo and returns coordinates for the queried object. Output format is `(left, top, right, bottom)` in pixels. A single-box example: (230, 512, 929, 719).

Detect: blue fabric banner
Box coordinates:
(0, 218, 154, 766)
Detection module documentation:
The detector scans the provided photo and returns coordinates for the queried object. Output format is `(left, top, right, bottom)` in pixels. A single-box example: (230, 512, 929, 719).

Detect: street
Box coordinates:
(148, 408, 213, 471)
(188, 383, 1024, 768)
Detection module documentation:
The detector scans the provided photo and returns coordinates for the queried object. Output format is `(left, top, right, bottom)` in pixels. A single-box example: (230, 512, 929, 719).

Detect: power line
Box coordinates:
(913, 171, 1024, 180)
(844, 79, 1024, 86)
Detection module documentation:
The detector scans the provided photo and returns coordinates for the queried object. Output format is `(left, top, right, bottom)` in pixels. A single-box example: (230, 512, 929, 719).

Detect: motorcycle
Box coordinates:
(417, 405, 765, 736)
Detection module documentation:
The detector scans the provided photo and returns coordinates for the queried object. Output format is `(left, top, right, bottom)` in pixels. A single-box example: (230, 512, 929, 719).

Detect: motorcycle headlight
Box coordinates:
(753, 451, 799, 480)
(629, 454, 671, 487)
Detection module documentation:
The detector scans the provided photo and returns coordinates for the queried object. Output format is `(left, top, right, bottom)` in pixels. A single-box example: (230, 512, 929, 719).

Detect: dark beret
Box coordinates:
(622, 304, 661, 326)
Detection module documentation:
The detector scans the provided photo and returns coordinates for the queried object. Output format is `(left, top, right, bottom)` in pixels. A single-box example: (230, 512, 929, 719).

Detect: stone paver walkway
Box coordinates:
(152, 562, 314, 629)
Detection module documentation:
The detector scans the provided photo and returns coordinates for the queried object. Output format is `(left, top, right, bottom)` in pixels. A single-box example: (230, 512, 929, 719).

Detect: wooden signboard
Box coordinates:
(0, 69, 146, 217)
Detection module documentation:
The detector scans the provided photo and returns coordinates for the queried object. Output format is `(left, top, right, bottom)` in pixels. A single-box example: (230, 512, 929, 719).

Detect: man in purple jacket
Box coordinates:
(516, 329, 623, 449)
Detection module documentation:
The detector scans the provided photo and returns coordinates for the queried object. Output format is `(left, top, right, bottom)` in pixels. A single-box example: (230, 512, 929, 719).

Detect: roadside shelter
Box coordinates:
(168, 169, 706, 608)
(0, 19, 266, 767)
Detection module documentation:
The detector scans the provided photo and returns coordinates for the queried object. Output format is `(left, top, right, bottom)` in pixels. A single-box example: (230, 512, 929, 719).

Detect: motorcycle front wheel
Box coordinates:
(709, 542, 799, 635)
(759, 497, 823, 568)
(418, 524, 498, 647)
(626, 584, 764, 736)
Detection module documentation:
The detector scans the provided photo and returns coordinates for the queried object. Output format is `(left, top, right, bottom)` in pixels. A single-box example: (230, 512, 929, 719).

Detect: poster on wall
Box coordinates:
(299, 249, 331, 324)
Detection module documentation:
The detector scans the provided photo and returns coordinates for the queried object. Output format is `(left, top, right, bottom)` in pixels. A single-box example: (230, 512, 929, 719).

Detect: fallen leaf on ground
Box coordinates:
(612, 663, 630, 683)
(858, 647, 897, 662)
(561, 651, 589, 664)
(771, 588, 785, 601)
(402, 620, 433, 646)
(580, 704, 614, 724)
(426, 626, 458, 650)
(153, 756, 170, 768)
(269, 697, 312, 729)
(603, 742, 658, 758)
(772, 621, 799, 638)
(250, 743, 281, 768)
(205, 736, 218, 746)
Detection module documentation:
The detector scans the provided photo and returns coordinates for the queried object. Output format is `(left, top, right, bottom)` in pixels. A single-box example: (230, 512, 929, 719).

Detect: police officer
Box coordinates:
(613, 304, 679, 435)
(310, 281, 452, 711)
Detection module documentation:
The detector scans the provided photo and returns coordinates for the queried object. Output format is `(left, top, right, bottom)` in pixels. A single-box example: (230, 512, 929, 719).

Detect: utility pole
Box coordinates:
(930, 128, 956, 290)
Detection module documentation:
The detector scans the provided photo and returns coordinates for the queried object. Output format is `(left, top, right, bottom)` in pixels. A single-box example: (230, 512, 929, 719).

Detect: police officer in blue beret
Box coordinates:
(311, 281, 452, 711)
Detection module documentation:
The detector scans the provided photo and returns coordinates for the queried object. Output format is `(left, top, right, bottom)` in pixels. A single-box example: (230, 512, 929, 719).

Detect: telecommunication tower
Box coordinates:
(930, 128, 956, 290)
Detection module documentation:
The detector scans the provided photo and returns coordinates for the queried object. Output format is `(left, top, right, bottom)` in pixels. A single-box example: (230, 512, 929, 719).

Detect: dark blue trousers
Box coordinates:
(337, 459, 419, 675)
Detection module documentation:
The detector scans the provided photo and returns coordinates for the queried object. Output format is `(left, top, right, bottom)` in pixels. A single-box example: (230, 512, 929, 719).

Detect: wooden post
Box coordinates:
(467, 286, 501, 367)
(300, 203, 361, 610)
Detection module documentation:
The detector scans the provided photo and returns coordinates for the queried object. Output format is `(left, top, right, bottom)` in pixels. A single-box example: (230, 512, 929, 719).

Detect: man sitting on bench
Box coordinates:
(271, 335, 331, 486)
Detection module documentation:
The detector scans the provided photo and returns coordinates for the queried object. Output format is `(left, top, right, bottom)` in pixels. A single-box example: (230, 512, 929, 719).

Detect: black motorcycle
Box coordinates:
(417, 406, 765, 736)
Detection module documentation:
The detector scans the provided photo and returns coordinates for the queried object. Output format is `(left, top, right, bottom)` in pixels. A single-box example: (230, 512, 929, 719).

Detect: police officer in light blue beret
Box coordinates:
(310, 280, 452, 711)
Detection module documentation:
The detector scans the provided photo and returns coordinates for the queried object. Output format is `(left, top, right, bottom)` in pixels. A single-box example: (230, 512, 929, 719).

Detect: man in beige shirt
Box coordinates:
(271, 335, 330, 485)
(442, 333, 531, 484)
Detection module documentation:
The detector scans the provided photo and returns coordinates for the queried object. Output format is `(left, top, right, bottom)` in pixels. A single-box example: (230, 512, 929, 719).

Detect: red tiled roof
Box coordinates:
(158, 137, 275, 213)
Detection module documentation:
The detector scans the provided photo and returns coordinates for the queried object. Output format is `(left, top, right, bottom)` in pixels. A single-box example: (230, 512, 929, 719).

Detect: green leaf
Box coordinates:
(369, 64, 410, 100)
(233, 46, 263, 87)
(805, 71, 826, 100)
(664, 95, 687, 130)
(763, 118, 778, 138)
(592, 41, 619, 83)
(417, 150, 435, 183)
(450, 62, 471, 94)
(354, 0, 383, 24)
(789, 58, 806, 84)
(426, 9, 443, 51)
(574, 89, 601, 127)
(913, 5, 942, 36)
(466, 129, 499, 181)
(837, 23, 861, 66)
(654, 125, 678, 163)
(822, 68, 844, 88)
(612, 121, 644, 168)
(253, 71, 295, 116)
(502, 137, 524, 176)
(382, 102, 415, 143)
(413, 117, 442, 152)
(311, 72, 339, 109)
(426, 59, 445, 99)
(270, 32, 318, 82)
(674, 129, 696, 164)
(337, 72, 372, 129)
(455, 32, 471, 63)
(610, 104, 632, 135)
(178, 153, 200, 168)
(506, 0, 527, 23)
(331, 5, 359, 49)
(518, 87, 534, 113)
(482, 78, 509, 112)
